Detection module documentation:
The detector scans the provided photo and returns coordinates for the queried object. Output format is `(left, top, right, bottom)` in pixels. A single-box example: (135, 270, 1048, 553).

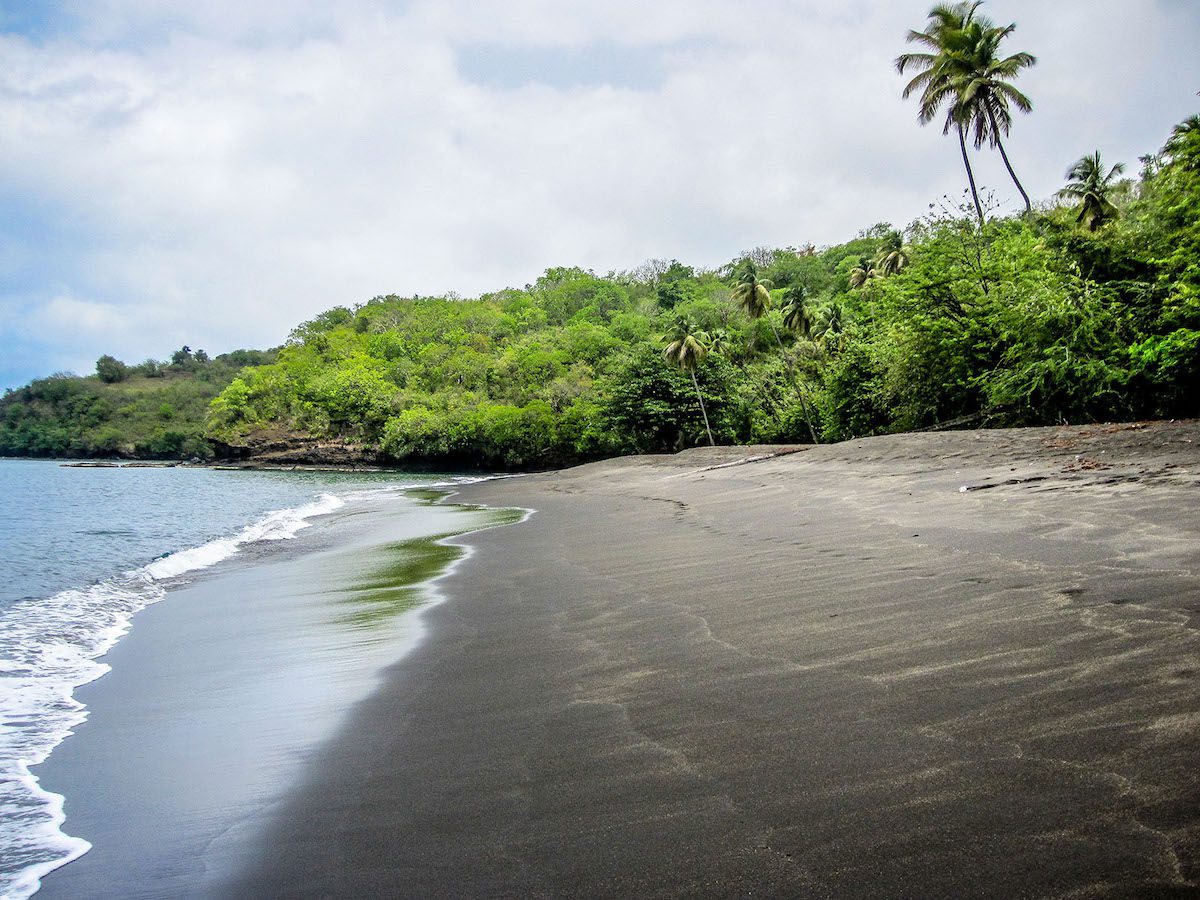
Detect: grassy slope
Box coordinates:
(1, 362, 259, 459)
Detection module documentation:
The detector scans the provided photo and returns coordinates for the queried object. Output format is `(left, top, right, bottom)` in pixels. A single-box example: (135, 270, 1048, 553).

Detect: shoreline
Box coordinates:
(228, 421, 1200, 897)
(21, 481, 520, 898)
(3, 416, 1187, 475)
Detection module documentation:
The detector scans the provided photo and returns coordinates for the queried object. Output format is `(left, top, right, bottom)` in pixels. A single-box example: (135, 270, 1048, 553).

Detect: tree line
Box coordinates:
(197, 100, 1197, 468)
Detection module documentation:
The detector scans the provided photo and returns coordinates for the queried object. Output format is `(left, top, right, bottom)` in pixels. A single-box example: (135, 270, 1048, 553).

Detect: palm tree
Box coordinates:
(729, 259, 773, 319)
(874, 232, 910, 277)
(661, 316, 715, 446)
(729, 260, 816, 444)
(848, 256, 880, 289)
(1165, 114, 1200, 162)
(730, 261, 819, 443)
(1057, 152, 1126, 231)
(730, 262, 819, 442)
(813, 301, 847, 344)
(947, 13, 1037, 212)
(897, 2, 987, 225)
(706, 328, 732, 357)
(780, 286, 814, 338)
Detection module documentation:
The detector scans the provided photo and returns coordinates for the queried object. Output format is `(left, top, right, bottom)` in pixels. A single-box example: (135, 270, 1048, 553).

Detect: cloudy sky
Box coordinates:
(1, 0, 1197, 388)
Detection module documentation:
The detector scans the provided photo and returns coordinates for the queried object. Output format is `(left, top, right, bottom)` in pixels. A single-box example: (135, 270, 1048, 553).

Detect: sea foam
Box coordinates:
(0, 493, 344, 899)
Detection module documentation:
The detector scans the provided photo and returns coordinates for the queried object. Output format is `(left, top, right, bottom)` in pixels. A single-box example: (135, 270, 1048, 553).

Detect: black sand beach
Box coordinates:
(34, 491, 514, 899)
(226, 421, 1200, 898)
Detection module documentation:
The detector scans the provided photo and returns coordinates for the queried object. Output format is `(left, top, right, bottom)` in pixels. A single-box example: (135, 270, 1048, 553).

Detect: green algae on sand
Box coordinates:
(333, 492, 524, 629)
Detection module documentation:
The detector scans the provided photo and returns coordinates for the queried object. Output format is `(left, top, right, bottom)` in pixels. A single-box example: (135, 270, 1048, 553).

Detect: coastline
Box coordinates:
(228, 421, 1200, 897)
(24, 482, 520, 898)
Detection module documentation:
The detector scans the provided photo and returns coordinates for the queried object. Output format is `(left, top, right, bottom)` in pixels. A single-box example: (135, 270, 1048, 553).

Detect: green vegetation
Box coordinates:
(661, 316, 716, 446)
(1058, 152, 1127, 231)
(3, 5, 1197, 470)
(0, 348, 273, 458)
(200, 110, 1197, 468)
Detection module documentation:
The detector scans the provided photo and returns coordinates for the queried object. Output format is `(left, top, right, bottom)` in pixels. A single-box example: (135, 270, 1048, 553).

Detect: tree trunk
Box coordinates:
(769, 321, 819, 445)
(957, 122, 985, 226)
(690, 369, 715, 447)
(986, 108, 1032, 213)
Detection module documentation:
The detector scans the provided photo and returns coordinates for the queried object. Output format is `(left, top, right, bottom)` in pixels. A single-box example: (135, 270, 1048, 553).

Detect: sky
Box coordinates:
(1, 0, 1197, 389)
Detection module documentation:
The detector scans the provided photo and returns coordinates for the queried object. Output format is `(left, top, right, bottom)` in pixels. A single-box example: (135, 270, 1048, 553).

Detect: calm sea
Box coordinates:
(0, 460, 484, 898)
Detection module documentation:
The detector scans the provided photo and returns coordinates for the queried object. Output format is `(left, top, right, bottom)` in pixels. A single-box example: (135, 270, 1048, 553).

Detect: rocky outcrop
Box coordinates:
(210, 428, 386, 468)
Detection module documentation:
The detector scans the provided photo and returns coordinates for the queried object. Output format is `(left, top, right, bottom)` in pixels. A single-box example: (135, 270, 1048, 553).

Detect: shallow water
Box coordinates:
(0, 460, 496, 898)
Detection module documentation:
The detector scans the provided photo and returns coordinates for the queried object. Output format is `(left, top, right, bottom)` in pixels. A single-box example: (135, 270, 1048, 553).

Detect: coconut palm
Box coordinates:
(1057, 152, 1126, 231)
(706, 328, 732, 357)
(897, 2, 987, 224)
(730, 259, 818, 443)
(945, 13, 1037, 212)
(876, 247, 909, 277)
(780, 286, 814, 338)
(874, 232, 910, 277)
(661, 316, 715, 446)
(1165, 114, 1200, 164)
(729, 260, 825, 444)
(848, 256, 880, 289)
(814, 301, 847, 343)
(729, 260, 773, 319)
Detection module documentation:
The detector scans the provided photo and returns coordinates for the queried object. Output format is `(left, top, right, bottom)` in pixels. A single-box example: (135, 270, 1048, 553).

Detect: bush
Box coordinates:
(95, 355, 129, 383)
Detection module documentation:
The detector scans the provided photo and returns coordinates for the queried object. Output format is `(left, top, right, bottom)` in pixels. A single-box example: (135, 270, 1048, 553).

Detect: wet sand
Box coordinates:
(34, 492, 514, 899)
(233, 422, 1200, 898)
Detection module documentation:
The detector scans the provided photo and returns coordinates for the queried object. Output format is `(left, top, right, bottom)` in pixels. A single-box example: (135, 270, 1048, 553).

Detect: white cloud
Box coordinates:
(33, 295, 126, 333)
(1, 0, 1197, 386)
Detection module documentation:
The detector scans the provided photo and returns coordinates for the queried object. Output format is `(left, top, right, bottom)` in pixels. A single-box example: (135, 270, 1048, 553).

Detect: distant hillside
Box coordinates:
(200, 114, 1199, 470)
(0, 348, 274, 459)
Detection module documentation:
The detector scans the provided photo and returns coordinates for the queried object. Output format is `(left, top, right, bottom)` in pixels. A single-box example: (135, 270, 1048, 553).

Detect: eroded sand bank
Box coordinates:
(233, 422, 1200, 898)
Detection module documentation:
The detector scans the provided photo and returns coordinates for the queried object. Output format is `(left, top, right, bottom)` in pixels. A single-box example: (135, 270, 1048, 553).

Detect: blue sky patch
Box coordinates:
(0, 0, 74, 40)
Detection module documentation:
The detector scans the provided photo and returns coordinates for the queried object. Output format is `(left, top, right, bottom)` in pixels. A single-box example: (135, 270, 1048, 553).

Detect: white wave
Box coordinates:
(143, 493, 343, 580)
(0, 492, 346, 899)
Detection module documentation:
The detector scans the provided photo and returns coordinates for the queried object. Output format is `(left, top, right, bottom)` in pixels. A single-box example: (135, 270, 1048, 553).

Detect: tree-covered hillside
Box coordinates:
(4, 118, 1197, 468)
(197, 114, 1199, 469)
(0, 348, 274, 459)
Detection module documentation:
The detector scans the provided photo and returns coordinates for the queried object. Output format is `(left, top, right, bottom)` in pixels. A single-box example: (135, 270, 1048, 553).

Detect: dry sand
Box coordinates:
(231, 421, 1200, 898)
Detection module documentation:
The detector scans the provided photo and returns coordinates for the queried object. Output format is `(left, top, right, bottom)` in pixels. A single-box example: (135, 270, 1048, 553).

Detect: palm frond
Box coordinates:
(992, 80, 1032, 113)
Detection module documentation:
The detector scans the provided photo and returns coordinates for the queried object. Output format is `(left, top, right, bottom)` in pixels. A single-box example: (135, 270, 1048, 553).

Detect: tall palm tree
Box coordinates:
(1057, 152, 1126, 231)
(780, 286, 814, 338)
(730, 261, 818, 443)
(946, 14, 1036, 212)
(874, 231, 910, 277)
(897, 2, 987, 225)
(814, 301, 847, 343)
(730, 260, 773, 319)
(661, 316, 715, 446)
(849, 256, 880, 289)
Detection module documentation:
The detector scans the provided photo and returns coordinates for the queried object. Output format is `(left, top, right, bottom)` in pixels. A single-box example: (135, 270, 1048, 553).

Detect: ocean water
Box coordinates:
(0, 460, 492, 898)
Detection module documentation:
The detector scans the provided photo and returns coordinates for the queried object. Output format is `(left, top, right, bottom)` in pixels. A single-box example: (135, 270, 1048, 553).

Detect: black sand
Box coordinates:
(34, 493, 508, 899)
(224, 423, 1198, 897)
